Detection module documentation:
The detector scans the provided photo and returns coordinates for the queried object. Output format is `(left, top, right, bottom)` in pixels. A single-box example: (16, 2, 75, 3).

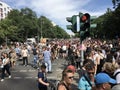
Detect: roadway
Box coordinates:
(0, 57, 79, 90)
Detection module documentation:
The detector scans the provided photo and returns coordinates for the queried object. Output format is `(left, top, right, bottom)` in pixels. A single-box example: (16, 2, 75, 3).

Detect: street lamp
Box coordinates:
(40, 17, 43, 39)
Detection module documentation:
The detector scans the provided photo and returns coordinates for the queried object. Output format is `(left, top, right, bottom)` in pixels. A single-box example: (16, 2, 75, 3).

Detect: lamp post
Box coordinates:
(40, 17, 43, 39)
(37, 26, 39, 43)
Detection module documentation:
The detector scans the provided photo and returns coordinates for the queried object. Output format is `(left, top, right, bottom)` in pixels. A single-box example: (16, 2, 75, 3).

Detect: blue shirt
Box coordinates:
(15, 48, 20, 54)
(78, 76, 94, 90)
(43, 50, 51, 60)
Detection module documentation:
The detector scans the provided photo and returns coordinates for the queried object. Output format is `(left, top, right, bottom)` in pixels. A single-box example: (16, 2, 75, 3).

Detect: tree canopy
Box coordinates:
(91, 4, 120, 39)
(0, 8, 70, 43)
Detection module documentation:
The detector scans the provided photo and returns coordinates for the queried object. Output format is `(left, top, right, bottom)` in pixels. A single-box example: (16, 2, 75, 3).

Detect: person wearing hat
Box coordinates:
(67, 65, 76, 74)
(92, 73, 116, 90)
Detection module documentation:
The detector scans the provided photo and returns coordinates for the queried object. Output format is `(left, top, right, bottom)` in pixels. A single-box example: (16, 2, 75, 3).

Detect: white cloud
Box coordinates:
(4, 0, 111, 35)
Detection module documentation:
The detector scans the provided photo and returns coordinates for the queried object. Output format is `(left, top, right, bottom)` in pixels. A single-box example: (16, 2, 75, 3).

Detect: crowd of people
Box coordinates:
(0, 38, 120, 90)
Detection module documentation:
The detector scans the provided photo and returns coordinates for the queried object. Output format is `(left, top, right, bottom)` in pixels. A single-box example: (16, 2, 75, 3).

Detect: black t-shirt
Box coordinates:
(32, 48, 37, 55)
(38, 72, 48, 88)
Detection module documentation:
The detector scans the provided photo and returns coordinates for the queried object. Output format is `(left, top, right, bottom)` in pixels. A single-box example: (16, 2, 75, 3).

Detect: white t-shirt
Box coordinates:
(21, 49, 28, 57)
(93, 53, 101, 65)
(114, 68, 120, 84)
(62, 45, 67, 51)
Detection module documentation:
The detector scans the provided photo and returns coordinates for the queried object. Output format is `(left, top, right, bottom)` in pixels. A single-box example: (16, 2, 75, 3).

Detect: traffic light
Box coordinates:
(79, 13, 90, 41)
(66, 15, 77, 33)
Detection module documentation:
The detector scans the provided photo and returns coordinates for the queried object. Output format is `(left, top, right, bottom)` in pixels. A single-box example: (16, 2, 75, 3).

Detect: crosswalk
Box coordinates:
(9, 67, 63, 80)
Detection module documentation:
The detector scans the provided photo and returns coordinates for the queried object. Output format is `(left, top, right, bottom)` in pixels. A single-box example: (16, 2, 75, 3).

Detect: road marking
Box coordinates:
(12, 76, 59, 79)
(52, 63, 63, 65)
(11, 71, 19, 72)
(24, 77, 33, 79)
(19, 70, 27, 72)
(13, 77, 22, 79)
(28, 69, 36, 72)
(11, 69, 37, 73)
(35, 77, 37, 79)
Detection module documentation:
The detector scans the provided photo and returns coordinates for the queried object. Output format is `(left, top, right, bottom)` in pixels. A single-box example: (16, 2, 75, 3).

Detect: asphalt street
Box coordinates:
(0, 57, 79, 90)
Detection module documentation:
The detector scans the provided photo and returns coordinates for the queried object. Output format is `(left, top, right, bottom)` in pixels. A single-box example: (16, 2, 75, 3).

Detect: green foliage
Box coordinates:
(112, 0, 120, 8)
(0, 18, 17, 41)
(90, 6, 120, 39)
(0, 8, 69, 43)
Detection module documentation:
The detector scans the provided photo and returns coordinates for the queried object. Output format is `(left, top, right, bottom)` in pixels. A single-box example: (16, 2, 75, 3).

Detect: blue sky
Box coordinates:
(2, 0, 113, 35)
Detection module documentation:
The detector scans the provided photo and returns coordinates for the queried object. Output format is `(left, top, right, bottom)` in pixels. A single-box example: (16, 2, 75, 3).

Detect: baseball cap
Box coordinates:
(95, 73, 116, 84)
(67, 65, 76, 73)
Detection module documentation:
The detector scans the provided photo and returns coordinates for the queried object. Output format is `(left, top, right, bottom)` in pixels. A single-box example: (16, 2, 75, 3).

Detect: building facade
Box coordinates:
(0, 1, 12, 20)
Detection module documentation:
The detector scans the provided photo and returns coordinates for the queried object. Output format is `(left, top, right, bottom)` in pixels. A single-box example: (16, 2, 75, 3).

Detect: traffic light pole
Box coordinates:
(79, 13, 90, 67)
(66, 13, 91, 67)
(80, 38, 84, 67)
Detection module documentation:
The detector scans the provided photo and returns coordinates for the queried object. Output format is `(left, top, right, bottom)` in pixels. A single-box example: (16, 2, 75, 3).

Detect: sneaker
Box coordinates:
(8, 75, 11, 78)
(1, 79, 4, 82)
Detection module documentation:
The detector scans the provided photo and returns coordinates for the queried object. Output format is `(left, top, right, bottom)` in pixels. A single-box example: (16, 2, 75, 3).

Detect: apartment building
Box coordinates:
(0, 1, 12, 20)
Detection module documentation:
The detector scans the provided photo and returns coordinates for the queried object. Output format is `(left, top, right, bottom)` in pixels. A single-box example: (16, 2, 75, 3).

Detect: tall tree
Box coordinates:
(112, 0, 120, 8)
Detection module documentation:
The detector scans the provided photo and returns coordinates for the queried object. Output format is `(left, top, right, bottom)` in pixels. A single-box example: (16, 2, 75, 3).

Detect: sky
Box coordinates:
(1, 0, 113, 35)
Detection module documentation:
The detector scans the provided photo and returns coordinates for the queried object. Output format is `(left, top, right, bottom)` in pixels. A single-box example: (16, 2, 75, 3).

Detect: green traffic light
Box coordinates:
(66, 15, 77, 33)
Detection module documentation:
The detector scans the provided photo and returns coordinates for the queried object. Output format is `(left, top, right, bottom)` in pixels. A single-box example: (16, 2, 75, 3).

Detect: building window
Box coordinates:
(0, 8, 3, 12)
(0, 3, 2, 6)
(4, 8, 6, 11)
(1, 13, 3, 17)
(4, 13, 6, 17)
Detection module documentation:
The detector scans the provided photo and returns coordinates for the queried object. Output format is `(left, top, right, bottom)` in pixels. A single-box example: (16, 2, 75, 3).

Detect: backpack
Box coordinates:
(113, 71, 120, 79)
(33, 48, 37, 55)
(48, 80, 60, 90)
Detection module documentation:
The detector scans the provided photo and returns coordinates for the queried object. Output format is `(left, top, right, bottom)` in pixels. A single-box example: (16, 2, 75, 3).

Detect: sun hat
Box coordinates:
(95, 73, 116, 84)
(67, 65, 76, 73)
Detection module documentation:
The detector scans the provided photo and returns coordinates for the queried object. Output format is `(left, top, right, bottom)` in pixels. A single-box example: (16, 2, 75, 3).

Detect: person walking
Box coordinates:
(0, 53, 11, 82)
(43, 46, 52, 73)
(9, 49, 17, 68)
(21, 46, 29, 66)
(32, 45, 39, 67)
(38, 64, 49, 90)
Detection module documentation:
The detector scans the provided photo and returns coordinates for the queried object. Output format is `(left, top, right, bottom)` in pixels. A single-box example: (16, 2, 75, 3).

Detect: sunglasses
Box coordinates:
(68, 76, 74, 79)
(88, 72, 94, 75)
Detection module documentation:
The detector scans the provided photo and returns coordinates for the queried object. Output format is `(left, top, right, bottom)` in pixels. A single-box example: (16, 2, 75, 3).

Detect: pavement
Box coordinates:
(0, 57, 79, 90)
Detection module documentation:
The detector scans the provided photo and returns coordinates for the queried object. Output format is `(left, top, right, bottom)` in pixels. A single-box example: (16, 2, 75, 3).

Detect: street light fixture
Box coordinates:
(40, 17, 43, 39)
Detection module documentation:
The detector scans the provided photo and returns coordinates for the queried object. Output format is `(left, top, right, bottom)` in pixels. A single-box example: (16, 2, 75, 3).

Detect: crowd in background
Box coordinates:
(0, 38, 120, 90)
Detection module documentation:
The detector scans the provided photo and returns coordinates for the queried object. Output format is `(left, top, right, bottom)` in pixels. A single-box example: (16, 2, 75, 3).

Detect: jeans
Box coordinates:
(33, 55, 38, 65)
(1, 64, 11, 79)
(44, 59, 52, 72)
(23, 57, 28, 65)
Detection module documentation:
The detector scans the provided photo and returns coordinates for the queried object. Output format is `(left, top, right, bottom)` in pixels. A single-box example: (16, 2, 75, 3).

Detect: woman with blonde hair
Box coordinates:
(10, 49, 17, 68)
(102, 62, 116, 78)
(57, 69, 74, 90)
